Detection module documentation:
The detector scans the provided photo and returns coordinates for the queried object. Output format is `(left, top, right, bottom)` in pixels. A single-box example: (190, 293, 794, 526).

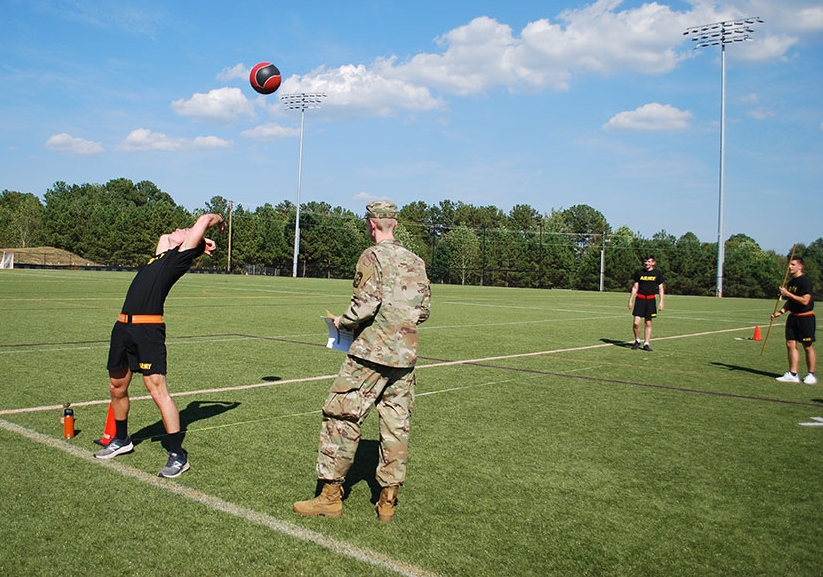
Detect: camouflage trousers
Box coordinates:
(316, 355, 415, 487)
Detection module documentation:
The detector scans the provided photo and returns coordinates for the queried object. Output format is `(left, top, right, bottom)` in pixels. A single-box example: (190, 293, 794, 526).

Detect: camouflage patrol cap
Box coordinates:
(365, 200, 398, 219)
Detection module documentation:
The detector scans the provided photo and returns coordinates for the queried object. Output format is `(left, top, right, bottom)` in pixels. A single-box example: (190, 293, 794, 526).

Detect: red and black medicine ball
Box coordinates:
(250, 62, 281, 95)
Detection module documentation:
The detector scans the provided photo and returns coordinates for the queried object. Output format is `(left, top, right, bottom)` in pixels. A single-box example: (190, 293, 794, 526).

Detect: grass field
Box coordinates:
(1, 269, 821, 576)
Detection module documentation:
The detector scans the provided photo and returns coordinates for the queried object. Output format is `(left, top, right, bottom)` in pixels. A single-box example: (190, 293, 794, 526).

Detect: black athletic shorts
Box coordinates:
(785, 314, 816, 345)
(632, 296, 657, 320)
(107, 322, 167, 375)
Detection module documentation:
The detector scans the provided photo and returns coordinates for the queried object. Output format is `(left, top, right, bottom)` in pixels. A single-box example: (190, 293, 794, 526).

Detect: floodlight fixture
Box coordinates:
(280, 93, 327, 278)
(683, 18, 762, 297)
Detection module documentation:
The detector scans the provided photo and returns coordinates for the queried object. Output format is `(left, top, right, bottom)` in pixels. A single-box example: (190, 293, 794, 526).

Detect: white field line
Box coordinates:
(0, 323, 784, 571)
(183, 384, 527, 435)
(435, 300, 621, 314)
(0, 335, 319, 356)
(416, 325, 756, 369)
(422, 313, 768, 331)
(0, 374, 337, 416)
(416, 378, 519, 397)
(0, 417, 440, 577)
(0, 324, 757, 417)
(421, 314, 627, 331)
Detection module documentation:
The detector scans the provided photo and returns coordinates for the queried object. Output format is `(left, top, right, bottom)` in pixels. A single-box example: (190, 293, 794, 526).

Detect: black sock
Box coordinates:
(115, 419, 128, 440)
(167, 431, 183, 455)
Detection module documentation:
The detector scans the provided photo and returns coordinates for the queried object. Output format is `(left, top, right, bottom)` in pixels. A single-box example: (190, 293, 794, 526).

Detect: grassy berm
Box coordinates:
(1, 246, 102, 266)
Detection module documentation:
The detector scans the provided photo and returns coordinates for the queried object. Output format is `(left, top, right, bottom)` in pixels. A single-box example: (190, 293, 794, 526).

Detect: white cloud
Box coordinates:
(45, 133, 104, 155)
(603, 103, 693, 132)
(748, 108, 776, 120)
(282, 63, 445, 118)
(393, 5, 693, 95)
(284, 5, 697, 106)
(794, 4, 823, 31)
(737, 33, 799, 61)
(680, 2, 804, 62)
(397, 16, 552, 94)
(116, 128, 231, 151)
(191, 135, 234, 148)
(170, 3, 819, 126)
(354, 191, 381, 202)
(736, 92, 776, 120)
(276, 2, 817, 120)
(241, 124, 300, 141)
(747, 1, 823, 33)
(217, 63, 248, 82)
(171, 87, 254, 122)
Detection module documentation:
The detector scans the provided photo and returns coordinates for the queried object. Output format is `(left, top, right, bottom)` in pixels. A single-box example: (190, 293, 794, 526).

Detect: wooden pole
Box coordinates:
(227, 200, 233, 272)
(760, 244, 797, 356)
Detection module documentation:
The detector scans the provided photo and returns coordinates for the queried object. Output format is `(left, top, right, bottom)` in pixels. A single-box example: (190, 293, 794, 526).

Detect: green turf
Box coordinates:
(1, 269, 821, 576)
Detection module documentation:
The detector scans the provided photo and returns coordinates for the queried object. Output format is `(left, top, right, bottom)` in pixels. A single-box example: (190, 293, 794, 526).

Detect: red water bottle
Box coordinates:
(62, 402, 75, 439)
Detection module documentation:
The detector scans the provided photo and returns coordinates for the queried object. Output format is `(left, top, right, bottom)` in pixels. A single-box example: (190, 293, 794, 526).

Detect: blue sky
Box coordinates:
(2, 0, 821, 252)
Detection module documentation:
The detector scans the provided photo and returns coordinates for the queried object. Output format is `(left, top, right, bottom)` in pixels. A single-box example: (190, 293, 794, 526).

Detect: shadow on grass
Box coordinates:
(600, 338, 633, 348)
(711, 362, 779, 378)
(261, 376, 282, 382)
(345, 439, 383, 504)
(307, 439, 382, 504)
(131, 400, 241, 449)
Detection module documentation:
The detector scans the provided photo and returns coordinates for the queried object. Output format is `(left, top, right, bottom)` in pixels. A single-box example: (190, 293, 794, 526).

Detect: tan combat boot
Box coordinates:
(293, 482, 344, 518)
(376, 486, 398, 522)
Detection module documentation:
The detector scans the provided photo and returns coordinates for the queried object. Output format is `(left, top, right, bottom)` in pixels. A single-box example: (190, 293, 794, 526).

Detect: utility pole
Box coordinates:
(227, 199, 233, 272)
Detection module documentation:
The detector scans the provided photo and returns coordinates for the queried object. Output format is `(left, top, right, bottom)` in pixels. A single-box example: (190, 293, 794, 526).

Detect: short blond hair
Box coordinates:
(370, 217, 397, 233)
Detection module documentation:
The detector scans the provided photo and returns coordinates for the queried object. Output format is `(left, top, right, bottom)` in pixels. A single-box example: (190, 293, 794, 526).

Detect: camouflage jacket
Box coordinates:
(340, 239, 430, 368)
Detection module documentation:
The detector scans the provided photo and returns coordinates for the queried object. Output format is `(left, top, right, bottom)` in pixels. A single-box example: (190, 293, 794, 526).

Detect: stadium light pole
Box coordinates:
(280, 92, 326, 278)
(684, 17, 762, 297)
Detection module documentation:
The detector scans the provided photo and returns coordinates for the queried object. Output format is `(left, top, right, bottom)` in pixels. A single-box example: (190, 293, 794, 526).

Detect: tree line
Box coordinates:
(1, 179, 821, 298)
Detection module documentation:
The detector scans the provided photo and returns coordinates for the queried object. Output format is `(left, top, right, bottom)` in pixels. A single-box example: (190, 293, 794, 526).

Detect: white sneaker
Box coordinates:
(776, 372, 801, 383)
(803, 373, 818, 385)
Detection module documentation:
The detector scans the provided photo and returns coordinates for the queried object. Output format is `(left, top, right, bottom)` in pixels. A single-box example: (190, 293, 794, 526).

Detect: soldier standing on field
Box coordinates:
(629, 255, 665, 351)
(772, 256, 817, 385)
(293, 200, 430, 522)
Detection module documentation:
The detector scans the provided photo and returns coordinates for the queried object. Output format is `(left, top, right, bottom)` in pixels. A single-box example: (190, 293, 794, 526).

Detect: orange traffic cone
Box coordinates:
(94, 403, 116, 446)
(752, 326, 762, 341)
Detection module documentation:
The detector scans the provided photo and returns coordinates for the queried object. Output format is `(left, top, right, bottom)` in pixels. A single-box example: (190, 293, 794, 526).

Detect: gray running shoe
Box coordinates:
(93, 436, 133, 459)
(643, 344, 652, 351)
(158, 451, 190, 478)
(631, 341, 640, 350)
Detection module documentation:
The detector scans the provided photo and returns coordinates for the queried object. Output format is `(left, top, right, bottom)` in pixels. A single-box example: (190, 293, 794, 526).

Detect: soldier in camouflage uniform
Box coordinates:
(293, 200, 430, 522)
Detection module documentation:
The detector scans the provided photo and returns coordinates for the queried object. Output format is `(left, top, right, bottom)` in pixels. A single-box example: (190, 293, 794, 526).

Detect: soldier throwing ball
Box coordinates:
(93, 212, 225, 477)
(293, 200, 430, 522)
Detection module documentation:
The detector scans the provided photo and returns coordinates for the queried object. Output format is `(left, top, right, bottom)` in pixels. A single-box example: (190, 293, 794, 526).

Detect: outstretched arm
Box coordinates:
(180, 213, 225, 253)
